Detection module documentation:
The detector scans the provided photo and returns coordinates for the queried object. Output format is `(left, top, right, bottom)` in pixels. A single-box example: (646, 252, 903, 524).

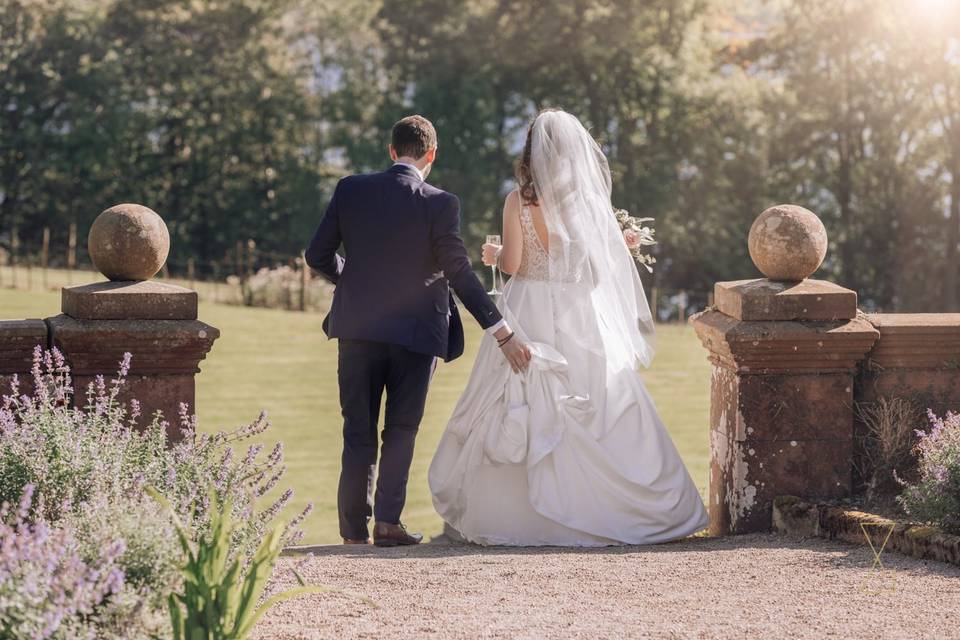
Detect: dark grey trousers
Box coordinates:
(336, 339, 435, 540)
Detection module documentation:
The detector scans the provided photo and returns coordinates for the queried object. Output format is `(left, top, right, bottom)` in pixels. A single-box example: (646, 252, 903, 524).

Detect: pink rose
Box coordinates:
(623, 228, 640, 249)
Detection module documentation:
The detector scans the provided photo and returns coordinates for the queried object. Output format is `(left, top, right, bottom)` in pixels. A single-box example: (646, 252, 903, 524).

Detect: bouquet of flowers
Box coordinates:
(614, 208, 657, 272)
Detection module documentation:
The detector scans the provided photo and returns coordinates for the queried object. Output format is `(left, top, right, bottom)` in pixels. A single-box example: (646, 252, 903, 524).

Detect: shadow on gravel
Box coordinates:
(284, 532, 960, 578)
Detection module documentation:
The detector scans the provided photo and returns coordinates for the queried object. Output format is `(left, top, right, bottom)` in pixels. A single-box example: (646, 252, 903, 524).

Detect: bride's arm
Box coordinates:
(485, 190, 523, 275)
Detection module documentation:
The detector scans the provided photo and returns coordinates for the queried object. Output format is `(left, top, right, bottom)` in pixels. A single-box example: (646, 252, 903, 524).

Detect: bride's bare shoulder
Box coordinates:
(502, 189, 522, 216)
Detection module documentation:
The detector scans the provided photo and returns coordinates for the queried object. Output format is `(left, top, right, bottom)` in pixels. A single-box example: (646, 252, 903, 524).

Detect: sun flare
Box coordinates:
(912, 0, 955, 18)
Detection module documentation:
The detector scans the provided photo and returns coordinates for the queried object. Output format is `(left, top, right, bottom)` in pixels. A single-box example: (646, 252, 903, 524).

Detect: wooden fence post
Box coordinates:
(243, 239, 256, 306)
(212, 262, 221, 303)
(235, 240, 244, 280)
(245, 239, 256, 278)
(10, 227, 19, 289)
(299, 252, 308, 312)
(41, 227, 50, 289)
(67, 221, 77, 285)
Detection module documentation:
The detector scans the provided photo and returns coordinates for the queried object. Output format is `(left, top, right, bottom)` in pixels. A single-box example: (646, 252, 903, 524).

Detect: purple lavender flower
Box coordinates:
(899, 409, 960, 532)
(0, 486, 126, 638)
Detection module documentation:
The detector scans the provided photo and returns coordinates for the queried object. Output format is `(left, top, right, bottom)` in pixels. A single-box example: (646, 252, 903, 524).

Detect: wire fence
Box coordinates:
(0, 226, 708, 321)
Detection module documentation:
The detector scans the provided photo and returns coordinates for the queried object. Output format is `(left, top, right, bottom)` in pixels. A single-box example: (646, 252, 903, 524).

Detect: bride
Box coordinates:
(429, 109, 708, 546)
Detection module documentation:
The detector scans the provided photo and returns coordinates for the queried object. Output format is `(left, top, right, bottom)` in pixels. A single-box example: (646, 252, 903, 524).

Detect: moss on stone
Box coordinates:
(905, 525, 938, 540)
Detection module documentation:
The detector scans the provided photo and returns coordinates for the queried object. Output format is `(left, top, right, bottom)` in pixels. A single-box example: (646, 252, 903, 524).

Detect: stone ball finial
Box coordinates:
(748, 205, 827, 281)
(88, 204, 170, 281)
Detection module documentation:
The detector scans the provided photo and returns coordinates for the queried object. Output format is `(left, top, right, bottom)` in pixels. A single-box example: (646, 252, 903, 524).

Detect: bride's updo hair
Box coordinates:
(516, 108, 561, 206)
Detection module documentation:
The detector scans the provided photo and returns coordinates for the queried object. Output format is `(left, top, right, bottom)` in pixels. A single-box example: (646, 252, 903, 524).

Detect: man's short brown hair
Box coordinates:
(391, 115, 437, 159)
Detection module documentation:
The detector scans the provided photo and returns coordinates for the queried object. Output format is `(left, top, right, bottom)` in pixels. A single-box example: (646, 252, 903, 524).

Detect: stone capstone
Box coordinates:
(62, 281, 198, 321)
(88, 204, 170, 281)
(714, 278, 857, 322)
(748, 205, 827, 281)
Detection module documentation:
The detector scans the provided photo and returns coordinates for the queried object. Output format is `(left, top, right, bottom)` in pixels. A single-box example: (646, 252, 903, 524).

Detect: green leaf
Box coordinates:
(168, 594, 184, 640)
(236, 586, 339, 638)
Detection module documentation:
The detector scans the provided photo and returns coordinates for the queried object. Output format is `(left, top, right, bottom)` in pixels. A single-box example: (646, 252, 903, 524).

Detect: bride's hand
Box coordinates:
(482, 243, 502, 267)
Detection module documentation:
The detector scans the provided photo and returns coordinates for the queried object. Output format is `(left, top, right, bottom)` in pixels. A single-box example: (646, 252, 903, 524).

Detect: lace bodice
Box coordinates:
(516, 205, 551, 281)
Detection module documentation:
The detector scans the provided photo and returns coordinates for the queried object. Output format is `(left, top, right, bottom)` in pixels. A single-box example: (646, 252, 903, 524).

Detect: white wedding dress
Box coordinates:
(429, 111, 707, 546)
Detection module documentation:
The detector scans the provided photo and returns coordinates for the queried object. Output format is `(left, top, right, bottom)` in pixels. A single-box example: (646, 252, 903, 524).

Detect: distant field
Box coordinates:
(0, 284, 711, 544)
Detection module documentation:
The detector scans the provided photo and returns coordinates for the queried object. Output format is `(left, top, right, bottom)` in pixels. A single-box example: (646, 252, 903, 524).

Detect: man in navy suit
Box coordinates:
(306, 115, 531, 547)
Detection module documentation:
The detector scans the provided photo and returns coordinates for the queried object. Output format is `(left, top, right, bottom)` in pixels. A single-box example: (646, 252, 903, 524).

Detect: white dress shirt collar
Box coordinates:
(392, 161, 424, 180)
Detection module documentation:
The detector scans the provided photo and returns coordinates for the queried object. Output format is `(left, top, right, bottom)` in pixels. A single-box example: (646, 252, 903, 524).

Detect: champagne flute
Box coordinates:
(486, 234, 502, 296)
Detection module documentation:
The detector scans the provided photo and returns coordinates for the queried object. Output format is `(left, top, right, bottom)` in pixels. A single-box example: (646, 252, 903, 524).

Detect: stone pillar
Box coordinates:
(690, 205, 879, 535)
(0, 319, 48, 397)
(46, 204, 219, 439)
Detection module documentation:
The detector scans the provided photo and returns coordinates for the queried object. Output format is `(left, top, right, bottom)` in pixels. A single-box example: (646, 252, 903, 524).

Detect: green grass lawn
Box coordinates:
(1, 285, 711, 544)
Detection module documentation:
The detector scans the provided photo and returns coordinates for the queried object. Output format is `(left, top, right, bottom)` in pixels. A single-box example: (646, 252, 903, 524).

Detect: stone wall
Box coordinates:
(853, 313, 960, 488)
(857, 313, 960, 415)
(0, 319, 47, 398)
(0, 310, 217, 439)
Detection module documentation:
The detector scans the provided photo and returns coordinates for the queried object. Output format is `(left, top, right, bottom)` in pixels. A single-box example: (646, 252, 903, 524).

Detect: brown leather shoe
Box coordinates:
(342, 537, 372, 545)
(373, 521, 423, 547)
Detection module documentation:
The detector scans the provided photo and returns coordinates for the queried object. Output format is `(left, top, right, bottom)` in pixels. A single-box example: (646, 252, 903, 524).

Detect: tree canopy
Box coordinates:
(2, 0, 959, 310)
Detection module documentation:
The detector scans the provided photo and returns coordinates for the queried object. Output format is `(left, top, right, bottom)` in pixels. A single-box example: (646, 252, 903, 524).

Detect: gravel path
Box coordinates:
(252, 533, 960, 639)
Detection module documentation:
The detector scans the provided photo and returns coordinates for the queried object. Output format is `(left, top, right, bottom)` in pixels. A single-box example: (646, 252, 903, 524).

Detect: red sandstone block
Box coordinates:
(0, 319, 48, 374)
(62, 281, 198, 321)
(714, 278, 857, 322)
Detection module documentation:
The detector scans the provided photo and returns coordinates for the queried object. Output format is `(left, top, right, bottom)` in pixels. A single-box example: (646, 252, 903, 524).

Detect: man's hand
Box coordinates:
(493, 325, 532, 373)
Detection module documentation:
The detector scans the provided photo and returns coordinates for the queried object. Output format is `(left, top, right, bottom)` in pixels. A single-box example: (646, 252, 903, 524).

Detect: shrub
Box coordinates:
(854, 397, 920, 504)
(0, 348, 313, 638)
(898, 409, 960, 533)
(225, 264, 333, 311)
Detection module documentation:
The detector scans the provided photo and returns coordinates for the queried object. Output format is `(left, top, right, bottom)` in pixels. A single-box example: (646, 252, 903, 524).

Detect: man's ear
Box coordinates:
(424, 147, 437, 164)
(388, 145, 398, 161)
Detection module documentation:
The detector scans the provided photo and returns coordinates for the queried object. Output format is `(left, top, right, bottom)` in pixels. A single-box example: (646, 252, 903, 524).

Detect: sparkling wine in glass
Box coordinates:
(486, 234, 502, 296)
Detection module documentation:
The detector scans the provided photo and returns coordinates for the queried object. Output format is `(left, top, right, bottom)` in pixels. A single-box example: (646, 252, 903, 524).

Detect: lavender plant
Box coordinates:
(0, 348, 313, 638)
(0, 485, 125, 639)
(898, 409, 960, 533)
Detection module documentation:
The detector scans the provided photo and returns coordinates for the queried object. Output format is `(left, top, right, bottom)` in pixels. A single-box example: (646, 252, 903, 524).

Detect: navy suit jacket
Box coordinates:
(304, 164, 503, 362)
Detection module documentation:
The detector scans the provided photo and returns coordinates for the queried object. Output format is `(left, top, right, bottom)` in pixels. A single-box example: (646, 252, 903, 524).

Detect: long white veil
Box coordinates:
(528, 110, 656, 369)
